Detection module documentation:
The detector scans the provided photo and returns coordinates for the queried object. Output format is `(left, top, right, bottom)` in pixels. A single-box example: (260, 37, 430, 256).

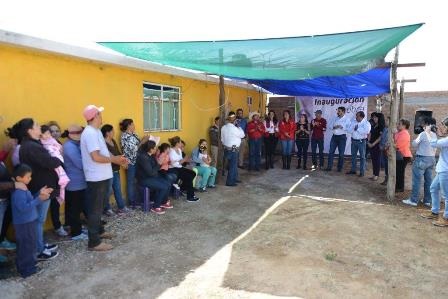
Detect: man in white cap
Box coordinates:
(221, 111, 245, 186)
(80, 105, 128, 251)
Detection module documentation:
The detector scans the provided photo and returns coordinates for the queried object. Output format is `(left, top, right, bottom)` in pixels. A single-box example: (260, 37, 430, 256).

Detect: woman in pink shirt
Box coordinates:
(394, 119, 412, 192)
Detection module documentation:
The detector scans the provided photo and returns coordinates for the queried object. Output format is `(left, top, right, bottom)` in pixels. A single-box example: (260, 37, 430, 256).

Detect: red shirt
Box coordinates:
(278, 120, 296, 140)
(311, 118, 327, 140)
(247, 120, 266, 140)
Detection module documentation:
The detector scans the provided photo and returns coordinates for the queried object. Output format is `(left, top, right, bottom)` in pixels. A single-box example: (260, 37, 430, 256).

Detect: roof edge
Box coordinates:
(0, 29, 259, 91)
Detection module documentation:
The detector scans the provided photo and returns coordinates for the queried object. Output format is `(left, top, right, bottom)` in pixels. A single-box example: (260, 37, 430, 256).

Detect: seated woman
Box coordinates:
(191, 139, 217, 192)
(167, 136, 200, 202)
(136, 140, 173, 215)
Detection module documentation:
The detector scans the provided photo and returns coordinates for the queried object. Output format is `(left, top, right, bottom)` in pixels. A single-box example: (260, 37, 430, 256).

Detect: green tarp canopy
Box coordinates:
(99, 23, 422, 81)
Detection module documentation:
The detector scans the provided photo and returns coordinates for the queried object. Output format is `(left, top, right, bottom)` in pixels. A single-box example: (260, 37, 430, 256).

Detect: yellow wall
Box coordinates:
(0, 44, 266, 231)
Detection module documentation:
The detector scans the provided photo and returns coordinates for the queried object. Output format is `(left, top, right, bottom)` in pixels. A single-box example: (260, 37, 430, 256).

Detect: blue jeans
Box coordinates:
(311, 138, 324, 167)
(350, 139, 366, 175)
(195, 166, 217, 188)
(249, 138, 262, 170)
(431, 172, 448, 218)
(126, 164, 137, 206)
(410, 156, 436, 204)
(0, 200, 7, 235)
(36, 198, 51, 254)
(105, 171, 126, 210)
(327, 134, 347, 171)
(139, 177, 170, 208)
(224, 149, 238, 185)
(280, 140, 294, 156)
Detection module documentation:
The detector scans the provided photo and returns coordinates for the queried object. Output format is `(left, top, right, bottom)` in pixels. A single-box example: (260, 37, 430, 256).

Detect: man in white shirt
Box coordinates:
(346, 111, 371, 177)
(403, 117, 437, 207)
(80, 104, 128, 251)
(221, 111, 245, 186)
(325, 106, 350, 172)
(420, 116, 448, 226)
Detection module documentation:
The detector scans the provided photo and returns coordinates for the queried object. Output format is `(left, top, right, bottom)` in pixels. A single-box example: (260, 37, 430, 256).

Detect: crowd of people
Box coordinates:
(0, 103, 447, 279)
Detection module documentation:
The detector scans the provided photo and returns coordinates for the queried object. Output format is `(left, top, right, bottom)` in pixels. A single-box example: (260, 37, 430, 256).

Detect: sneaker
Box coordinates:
(161, 201, 173, 209)
(424, 202, 431, 207)
(71, 233, 88, 241)
(207, 185, 216, 189)
(81, 227, 88, 234)
(44, 243, 58, 252)
(420, 211, 439, 220)
(186, 196, 200, 203)
(433, 217, 448, 227)
(172, 183, 180, 190)
(103, 209, 115, 217)
(55, 227, 68, 237)
(0, 255, 8, 263)
(402, 199, 417, 207)
(0, 239, 16, 251)
(88, 242, 113, 252)
(116, 207, 130, 215)
(198, 187, 207, 193)
(37, 249, 59, 261)
(150, 208, 165, 215)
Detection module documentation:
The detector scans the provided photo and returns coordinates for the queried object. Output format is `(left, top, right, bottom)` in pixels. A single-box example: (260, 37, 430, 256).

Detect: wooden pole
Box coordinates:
(218, 75, 226, 178)
(399, 79, 405, 119)
(386, 47, 400, 201)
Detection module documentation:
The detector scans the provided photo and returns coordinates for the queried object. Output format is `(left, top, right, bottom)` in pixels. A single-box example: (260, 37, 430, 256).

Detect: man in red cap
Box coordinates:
(80, 105, 128, 251)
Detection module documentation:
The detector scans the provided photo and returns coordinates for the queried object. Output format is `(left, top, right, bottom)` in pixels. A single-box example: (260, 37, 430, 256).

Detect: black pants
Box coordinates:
(86, 181, 108, 248)
(66, 189, 86, 237)
(296, 139, 310, 167)
(169, 168, 196, 198)
(264, 134, 277, 168)
(50, 196, 62, 230)
(396, 157, 411, 190)
(370, 144, 381, 176)
(14, 220, 37, 278)
(0, 202, 12, 242)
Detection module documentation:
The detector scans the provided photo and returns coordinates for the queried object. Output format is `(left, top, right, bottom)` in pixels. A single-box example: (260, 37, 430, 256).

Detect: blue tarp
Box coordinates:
(246, 67, 391, 97)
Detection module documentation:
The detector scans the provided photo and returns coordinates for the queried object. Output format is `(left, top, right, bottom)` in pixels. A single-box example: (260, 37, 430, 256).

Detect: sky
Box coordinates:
(1, 0, 447, 92)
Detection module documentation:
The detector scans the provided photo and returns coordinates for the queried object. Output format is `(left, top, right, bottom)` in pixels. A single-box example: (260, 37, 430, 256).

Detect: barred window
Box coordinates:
(143, 82, 181, 132)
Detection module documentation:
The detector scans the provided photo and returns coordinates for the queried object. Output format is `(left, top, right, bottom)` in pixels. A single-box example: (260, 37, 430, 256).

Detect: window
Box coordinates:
(143, 83, 181, 132)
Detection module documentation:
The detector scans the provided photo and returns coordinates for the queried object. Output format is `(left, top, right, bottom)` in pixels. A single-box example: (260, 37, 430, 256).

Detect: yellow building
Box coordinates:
(0, 30, 266, 229)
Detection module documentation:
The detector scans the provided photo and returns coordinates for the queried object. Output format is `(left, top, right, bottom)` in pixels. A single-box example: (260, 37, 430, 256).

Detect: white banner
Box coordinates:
(295, 96, 368, 155)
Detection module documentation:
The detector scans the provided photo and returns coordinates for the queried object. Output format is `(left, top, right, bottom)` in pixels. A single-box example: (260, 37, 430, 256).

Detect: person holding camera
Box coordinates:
(221, 111, 245, 186)
(402, 117, 437, 207)
(420, 117, 448, 227)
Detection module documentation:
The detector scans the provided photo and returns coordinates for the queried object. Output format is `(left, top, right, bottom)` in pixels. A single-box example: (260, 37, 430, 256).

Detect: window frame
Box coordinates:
(143, 81, 182, 132)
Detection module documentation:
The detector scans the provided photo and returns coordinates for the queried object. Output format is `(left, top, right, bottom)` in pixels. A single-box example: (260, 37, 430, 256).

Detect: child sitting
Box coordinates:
(11, 164, 53, 278)
(157, 143, 179, 189)
(40, 125, 70, 204)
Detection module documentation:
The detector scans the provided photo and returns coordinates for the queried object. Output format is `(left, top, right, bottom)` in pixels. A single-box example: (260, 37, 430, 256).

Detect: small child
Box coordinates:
(40, 125, 70, 204)
(157, 143, 179, 189)
(11, 164, 51, 278)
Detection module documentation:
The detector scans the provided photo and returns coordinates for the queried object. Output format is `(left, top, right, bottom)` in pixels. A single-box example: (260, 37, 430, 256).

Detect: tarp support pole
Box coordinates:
(218, 75, 226, 178)
(387, 47, 399, 201)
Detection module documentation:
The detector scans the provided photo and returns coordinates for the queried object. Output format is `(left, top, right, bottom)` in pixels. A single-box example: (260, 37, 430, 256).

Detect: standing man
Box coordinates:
(80, 105, 128, 251)
(209, 117, 220, 167)
(403, 117, 437, 207)
(235, 109, 248, 169)
(346, 111, 371, 177)
(310, 110, 327, 169)
(325, 107, 350, 172)
(247, 111, 266, 171)
(420, 116, 448, 227)
(221, 111, 245, 186)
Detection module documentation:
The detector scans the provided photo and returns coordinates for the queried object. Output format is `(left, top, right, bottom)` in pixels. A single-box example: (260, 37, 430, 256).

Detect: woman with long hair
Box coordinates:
(263, 110, 278, 169)
(394, 119, 412, 192)
(295, 114, 311, 170)
(278, 110, 296, 169)
(368, 112, 385, 181)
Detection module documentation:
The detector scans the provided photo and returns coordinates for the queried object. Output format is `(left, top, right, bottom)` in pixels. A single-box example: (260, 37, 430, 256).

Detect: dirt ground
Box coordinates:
(1, 157, 447, 299)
